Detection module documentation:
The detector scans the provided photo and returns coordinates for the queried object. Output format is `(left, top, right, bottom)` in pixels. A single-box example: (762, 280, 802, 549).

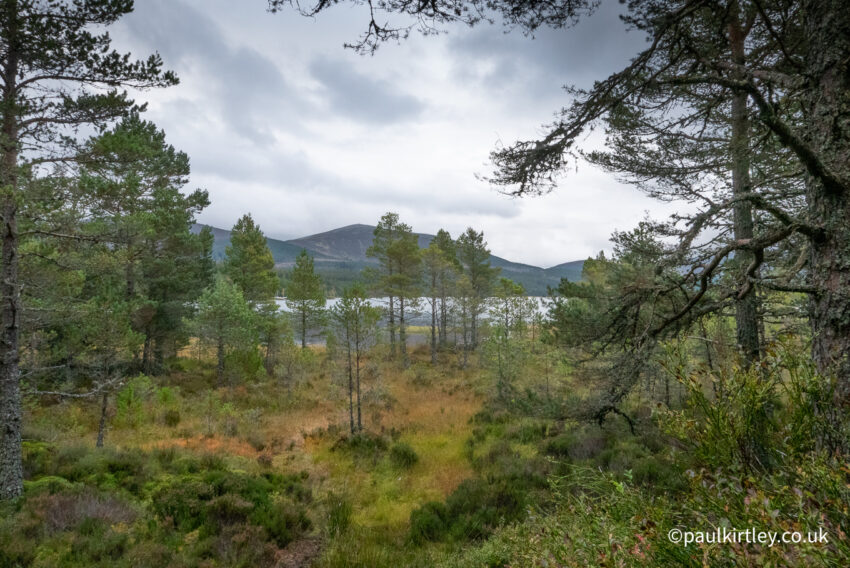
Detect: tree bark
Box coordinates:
(728, 6, 761, 366)
(803, 0, 850, 410)
(0, 7, 22, 499)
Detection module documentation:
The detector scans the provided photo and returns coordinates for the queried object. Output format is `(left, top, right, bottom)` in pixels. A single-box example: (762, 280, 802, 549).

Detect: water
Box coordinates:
(275, 296, 552, 327)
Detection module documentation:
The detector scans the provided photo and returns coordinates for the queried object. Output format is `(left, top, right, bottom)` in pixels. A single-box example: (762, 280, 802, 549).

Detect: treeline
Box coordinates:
(14, 124, 543, 452)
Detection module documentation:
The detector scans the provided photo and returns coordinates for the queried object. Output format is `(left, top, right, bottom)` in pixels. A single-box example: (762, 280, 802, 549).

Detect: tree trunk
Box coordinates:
(461, 305, 469, 369)
(399, 297, 408, 368)
(430, 296, 437, 365)
(439, 295, 448, 347)
(0, 20, 22, 499)
(387, 295, 396, 356)
(216, 335, 225, 387)
(301, 309, 307, 348)
(264, 336, 275, 375)
(728, 7, 761, 366)
(355, 337, 362, 432)
(804, 0, 850, 411)
(347, 341, 354, 435)
(0, 194, 22, 499)
(96, 391, 109, 448)
(142, 327, 154, 373)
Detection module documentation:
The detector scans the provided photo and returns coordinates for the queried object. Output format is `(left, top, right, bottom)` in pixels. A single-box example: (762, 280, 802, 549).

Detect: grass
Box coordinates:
(22, 343, 489, 566)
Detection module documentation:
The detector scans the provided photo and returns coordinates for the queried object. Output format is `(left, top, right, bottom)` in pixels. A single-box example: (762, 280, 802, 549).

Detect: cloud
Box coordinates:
(105, 0, 673, 267)
(309, 57, 425, 124)
(120, 0, 307, 144)
(449, 2, 648, 98)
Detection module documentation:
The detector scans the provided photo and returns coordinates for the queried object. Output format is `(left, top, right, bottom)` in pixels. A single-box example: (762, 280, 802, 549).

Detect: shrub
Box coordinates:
(332, 431, 389, 464)
(257, 453, 273, 468)
(156, 386, 178, 407)
(596, 440, 649, 473)
(409, 478, 528, 544)
(205, 494, 255, 530)
(150, 479, 214, 531)
(29, 489, 138, 533)
(505, 421, 549, 443)
(389, 442, 419, 469)
(163, 409, 181, 427)
(409, 501, 448, 544)
(253, 501, 311, 547)
(24, 475, 74, 495)
(544, 428, 607, 461)
(53, 447, 151, 495)
(246, 431, 267, 451)
(631, 456, 686, 492)
(208, 523, 277, 568)
(69, 517, 130, 563)
(115, 374, 154, 427)
(199, 452, 227, 471)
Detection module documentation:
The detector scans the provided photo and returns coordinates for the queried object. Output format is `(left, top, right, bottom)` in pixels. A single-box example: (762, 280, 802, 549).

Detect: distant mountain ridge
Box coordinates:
(192, 223, 584, 295)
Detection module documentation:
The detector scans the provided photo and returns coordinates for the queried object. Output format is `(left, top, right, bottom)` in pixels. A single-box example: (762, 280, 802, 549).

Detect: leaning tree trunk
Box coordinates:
(0, 30, 22, 499)
(804, 0, 850, 410)
(729, 8, 761, 366)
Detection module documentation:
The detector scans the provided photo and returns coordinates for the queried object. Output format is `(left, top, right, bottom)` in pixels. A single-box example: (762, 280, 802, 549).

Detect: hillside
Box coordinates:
(192, 223, 584, 295)
(544, 260, 585, 283)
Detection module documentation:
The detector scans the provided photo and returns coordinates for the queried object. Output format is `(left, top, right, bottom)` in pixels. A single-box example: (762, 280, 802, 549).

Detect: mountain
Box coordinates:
(194, 224, 335, 264)
(192, 223, 584, 296)
(544, 260, 585, 283)
(287, 224, 433, 262)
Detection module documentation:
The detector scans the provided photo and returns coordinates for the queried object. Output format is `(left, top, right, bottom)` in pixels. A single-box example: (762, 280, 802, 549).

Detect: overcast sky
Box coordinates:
(111, 0, 679, 268)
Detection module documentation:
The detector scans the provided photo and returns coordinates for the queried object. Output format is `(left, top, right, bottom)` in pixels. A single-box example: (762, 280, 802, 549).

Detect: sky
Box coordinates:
(110, 0, 680, 268)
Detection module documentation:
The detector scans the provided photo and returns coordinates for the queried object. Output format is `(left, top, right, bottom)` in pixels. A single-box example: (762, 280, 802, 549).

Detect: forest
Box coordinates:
(1, 0, 849, 567)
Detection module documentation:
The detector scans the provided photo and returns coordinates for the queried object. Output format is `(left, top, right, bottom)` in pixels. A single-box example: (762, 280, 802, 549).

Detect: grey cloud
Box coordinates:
(309, 57, 425, 124)
(450, 2, 648, 94)
(122, 0, 305, 144)
(107, 0, 661, 266)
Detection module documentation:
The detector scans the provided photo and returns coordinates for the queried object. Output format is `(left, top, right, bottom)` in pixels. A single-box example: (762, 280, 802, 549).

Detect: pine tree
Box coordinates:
(80, 115, 211, 372)
(422, 242, 456, 364)
(331, 283, 381, 433)
(286, 249, 326, 348)
(366, 212, 403, 355)
(194, 277, 256, 387)
(224, 214, 279, 305)
(456, 228, 499, 351)
(0, 0, 177, 500)
(386, 228, 421, 368)
(432, 229, 459, 347)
